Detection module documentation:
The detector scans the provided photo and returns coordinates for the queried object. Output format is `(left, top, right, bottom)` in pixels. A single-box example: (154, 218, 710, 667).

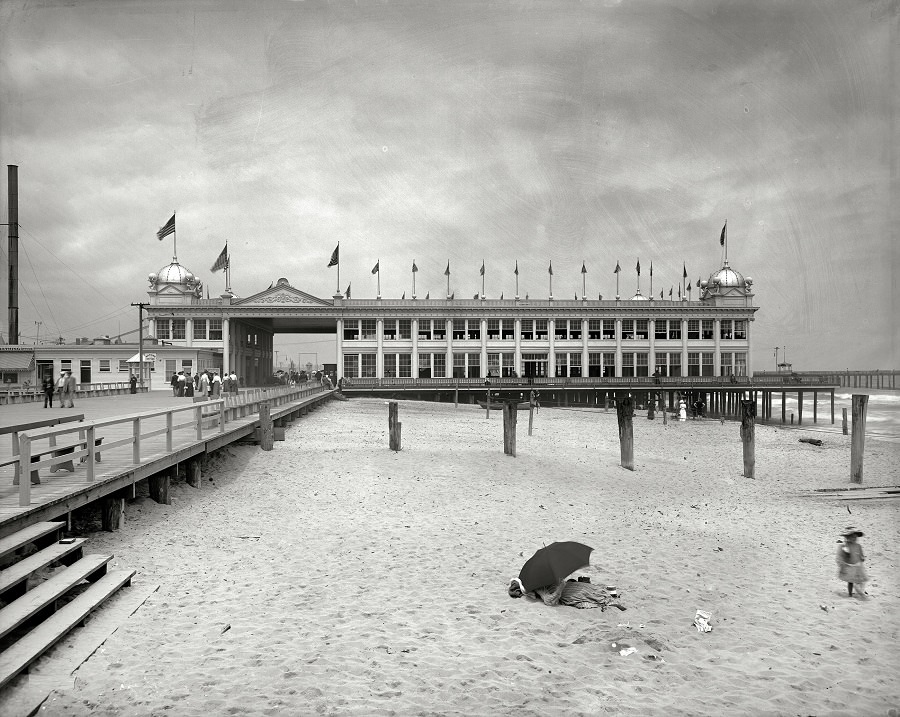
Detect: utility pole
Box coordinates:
(131, 302, 149, 389)
(774, 346, 779, 372)
(34, 320, 42, 385)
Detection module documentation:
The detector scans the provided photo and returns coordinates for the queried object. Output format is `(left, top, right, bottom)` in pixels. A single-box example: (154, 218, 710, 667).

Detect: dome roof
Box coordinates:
(707, 261, 745, 288)
(155, 261, 194, 285)
(629, 290, 650, 301)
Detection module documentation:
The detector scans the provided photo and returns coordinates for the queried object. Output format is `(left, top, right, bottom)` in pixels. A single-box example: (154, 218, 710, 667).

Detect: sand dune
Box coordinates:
(10, 398, 900, 716)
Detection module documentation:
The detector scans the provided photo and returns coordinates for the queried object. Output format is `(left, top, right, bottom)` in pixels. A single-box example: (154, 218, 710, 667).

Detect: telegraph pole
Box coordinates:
(131, 302, 149, 389)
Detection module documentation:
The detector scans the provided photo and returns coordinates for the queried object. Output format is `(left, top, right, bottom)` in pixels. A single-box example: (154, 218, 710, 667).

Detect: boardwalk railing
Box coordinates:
(4, 384, 327, 507)
(0, 382, 140, 405)
(342, 374, 835, 390)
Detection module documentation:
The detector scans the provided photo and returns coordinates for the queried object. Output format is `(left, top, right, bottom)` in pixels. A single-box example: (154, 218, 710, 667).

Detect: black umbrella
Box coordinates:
(518, 541, 594, 592)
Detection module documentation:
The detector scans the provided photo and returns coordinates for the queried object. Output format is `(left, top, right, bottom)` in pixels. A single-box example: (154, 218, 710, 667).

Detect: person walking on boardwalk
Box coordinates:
(211, 372, 222, 398)
(678, 398, 687, 421)
(170, 372, 179, 396)
(199, 371, 210, 398)
(837, 526, 867, 598)
(56, 372, 66, 408)
(42, 375, 55, 408)
(129, 374, 138, 394)
(63, 371, 77, 408)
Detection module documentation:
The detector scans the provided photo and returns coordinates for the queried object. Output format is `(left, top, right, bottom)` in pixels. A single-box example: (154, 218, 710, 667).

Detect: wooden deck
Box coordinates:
(0, 386, 334, 539)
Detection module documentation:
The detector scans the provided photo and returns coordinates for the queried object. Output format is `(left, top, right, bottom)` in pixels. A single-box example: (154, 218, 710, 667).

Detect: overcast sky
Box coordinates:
(1, 0, 896, 371)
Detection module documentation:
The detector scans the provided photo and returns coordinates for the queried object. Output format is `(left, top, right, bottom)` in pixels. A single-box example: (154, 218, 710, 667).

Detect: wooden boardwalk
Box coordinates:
(0, 386, 333, 539)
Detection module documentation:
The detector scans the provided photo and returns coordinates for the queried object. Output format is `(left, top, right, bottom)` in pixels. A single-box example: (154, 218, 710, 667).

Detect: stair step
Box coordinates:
(0, 539, 88, 596)
(0, 568, 136, 690)
(0, 554, 113, 641)
(0, 522, 65, 562)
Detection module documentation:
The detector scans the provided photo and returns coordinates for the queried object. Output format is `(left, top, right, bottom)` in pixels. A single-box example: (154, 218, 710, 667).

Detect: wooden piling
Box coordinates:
(259, 403, 274, 451)
(389, 401, 402, 451)
(186, 458, 202, 488)
(647, 395, 655, 420)
(739, 397, 756, 479)
(101, 496, 125, 531)
(842, 407, 848, 435)
(813, 391, 817, 423)
(781, 392, 786, 423)
(798, 391, 803, 425)
(528, 396, 535, 436)
(850, 394, 868, 484)
(149, 468, 171, 505)
(502, 402, 517, 457)
(616, 394, 635, 471)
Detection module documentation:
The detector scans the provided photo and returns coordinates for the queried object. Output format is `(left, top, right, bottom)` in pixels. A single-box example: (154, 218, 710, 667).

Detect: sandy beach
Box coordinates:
(5, 397, 899, 716)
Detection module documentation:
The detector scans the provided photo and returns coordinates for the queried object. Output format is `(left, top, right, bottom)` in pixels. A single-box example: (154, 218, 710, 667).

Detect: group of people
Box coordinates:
(170, 370, 240, 398)
(41, 371, 77, 408)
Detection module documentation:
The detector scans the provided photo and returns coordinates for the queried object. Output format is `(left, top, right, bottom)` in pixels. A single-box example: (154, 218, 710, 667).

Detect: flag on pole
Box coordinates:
(444, 261, 450, 276)
(720, 221, 727, 246)
(514, 261, 519, 276)
(371, 261, 379, 274)
(669, 286, 673, 298)
(156, 213, 175, 240)
(210, 244, 228, 272)
(636, 260, 641, 276)
(697, 276, 701, 288)
(425, 291, 429, 300)
(678, 284, 682, 299)
(581, 262, 587, 274)
(473, 292, 479, 299)
(402, 291, 405, 299)
(650, 261, 653, 277)
(660, 289, 663, 299)
(614, 261, 621, 274)
(412, 261, 418, 273)
(480, 261, 485, 276)
(683, 263, 688, 279)
(327, 245, 339, 267)
(548, 261, 553, 275)
(346, 283, 351, 299)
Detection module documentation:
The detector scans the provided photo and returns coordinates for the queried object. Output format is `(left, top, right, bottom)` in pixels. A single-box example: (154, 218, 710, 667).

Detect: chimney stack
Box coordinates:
(7, 165, 18, 345)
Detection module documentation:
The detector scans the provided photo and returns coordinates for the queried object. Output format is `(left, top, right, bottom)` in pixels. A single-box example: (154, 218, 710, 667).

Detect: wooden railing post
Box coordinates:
(259, 403, 274, 451)
(196, 405, 203, 440)
(86, 425, 96, 482)
(616, 394, 634, 471)
(19, 434, 32, 506)
(842, 407, 848, 435)
(740, 397, 755, 479)
(219, 401, 226, 433)
(166, 411, 173, 452)
(132, 418, 141, 463)
(388, 401, 402, 451)
(850, 394, 868, 484)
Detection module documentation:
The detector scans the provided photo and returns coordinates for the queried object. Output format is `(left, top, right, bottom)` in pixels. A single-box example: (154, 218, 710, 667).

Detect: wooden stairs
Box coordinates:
(0, 521, 136, 690)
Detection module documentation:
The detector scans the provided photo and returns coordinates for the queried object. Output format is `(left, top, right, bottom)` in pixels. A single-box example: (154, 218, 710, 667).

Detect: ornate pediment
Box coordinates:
(235, 280, 332, 307)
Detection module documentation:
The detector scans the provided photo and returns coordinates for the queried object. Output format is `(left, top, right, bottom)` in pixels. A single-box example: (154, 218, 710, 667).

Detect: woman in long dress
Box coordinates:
(678, 399, 687, 421)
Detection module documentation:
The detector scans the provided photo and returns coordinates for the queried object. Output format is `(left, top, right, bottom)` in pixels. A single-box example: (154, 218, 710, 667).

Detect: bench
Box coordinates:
(11, 437, 104, 486)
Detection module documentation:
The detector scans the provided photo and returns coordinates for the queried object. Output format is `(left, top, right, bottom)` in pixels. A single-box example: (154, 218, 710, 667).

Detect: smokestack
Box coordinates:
(7, 165, 18, 345)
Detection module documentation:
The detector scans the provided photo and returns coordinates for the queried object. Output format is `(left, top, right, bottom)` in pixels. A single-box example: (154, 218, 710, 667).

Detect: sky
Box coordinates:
(0, 0, 896, 372)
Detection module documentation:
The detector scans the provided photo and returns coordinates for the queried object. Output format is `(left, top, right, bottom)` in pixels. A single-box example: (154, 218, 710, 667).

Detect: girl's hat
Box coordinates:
(841, 526, 863, 537)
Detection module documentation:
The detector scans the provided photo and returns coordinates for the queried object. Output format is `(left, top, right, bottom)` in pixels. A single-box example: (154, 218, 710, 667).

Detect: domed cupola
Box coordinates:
(148, 259, 203, 305)
(700, 260, 754, 306)
(629, 290, 650, 301)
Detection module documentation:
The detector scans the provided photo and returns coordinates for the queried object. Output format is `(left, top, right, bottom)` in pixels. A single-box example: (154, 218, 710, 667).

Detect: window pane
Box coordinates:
(433, 320, 446, 340)
(535, 320, 548, 339)
(193, 319, 207, 340)
(361, 354, 376, 377)
(209, 319, 223, 341)
(655, 319, 667, 339)
(603, 319, 615, 340)
(399, 320, 411, 339)
(362, 319, 377, 338)
(172, 319, 186, 340)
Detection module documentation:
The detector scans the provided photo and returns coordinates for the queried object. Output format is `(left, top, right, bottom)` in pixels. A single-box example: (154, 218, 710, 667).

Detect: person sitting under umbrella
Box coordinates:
(508, 541, 625, 611)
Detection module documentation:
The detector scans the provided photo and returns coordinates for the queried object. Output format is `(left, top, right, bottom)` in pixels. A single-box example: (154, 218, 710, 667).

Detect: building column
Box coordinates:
(445, 319, 453, 380)
(376, 318, 384, 378)
(335, 318, 343, 379)
(615, 318, 622, 377)
(745, 318, 752, 376)
(714, 318, 722, 376)
(480, 318, 487, 378)
(411, 319, 419, 378)
(186, 318, 193, 348)
(514, 318, 522, 376)
(548, 319, 556, 377)
(648, 319, 656, 374)
(681, 318, 689, 378)
(222, 318, 230, 375)
(581, 319, 589, 379)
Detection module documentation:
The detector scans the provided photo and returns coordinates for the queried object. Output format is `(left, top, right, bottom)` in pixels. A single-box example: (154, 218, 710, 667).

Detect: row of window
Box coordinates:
(156, 318, 223, 341)
(343, 318, 747, 341)
(343, 351, 747, 379)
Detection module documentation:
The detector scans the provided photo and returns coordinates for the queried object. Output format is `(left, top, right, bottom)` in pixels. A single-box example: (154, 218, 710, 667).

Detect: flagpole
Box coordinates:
(636, 259, 640, 294)
(377, 260, 381, 299)
(172, 210, 177, 261)
(481, 262, 485, 299)
(724, 220, 728, 264)
(336, 242, 340, 294)
(515, 262, 519, 299)
(650, 263, 653, 298)
(446, 263, 450, 298)
(412, 261, 416, 299)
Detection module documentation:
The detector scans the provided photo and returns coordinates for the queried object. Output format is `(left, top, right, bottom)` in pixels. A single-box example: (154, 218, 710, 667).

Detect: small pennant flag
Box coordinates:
(210, 244, 228, 272)
(371, 261, 379, 274)
(449, 292, 454, 300)
(720, 221, 727, 246)
(444, 261, 450, 276)
(473, 292, 479, 299)
(156, 213, 175, 240)
(669, 286, 673, 298)
(650, 262, 653, 277)
(412, 261, 418, 273)
(683, 263, 688, 279)
(480, 261, 485, 276)
(678, 284, 682, 299)
(402, 291, 406, 299)
(500, 292, 504, 300)
(425, 291, 429, 300)
(614, 261, 621, 274)
(581, 262, 587, 274)
(327, 245, 339, 267)
(636, 260, 641, 276)
(660, 289, 664, 299)
(514, 261, 519, 276)
(697, 276, 701, 288)
(575, 292, 578, 300)
(345, 283, 351, 299)
(548, 261, 553, 276)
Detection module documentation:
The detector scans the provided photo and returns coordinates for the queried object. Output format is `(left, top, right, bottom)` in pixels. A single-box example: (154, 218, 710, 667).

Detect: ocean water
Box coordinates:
(774, 388, 900, 442)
